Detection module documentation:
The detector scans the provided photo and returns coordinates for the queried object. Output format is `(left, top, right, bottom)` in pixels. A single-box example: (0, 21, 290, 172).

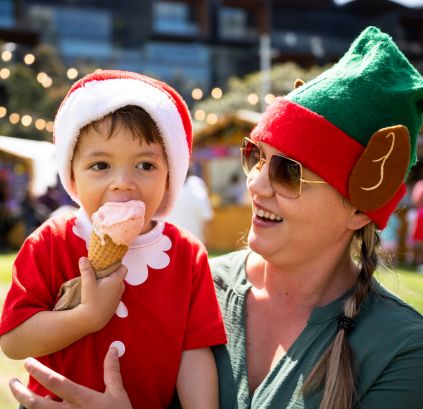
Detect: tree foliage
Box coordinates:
(193, 61, 327, 121)
(0, 42, 81, 141)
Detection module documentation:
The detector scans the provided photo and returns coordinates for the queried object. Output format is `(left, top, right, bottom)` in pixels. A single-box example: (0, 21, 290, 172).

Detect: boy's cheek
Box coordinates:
(70, 171, 77, 194)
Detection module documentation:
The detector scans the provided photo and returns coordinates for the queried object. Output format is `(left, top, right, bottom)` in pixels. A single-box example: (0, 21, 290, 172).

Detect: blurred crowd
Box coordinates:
(380, 180, 423, 270)
(0, 173, 75, 251)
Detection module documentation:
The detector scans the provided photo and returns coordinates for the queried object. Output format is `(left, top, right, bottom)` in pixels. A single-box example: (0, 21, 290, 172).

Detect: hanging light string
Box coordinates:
(0, 44, 82, 135)
(1, 43, 277, 131)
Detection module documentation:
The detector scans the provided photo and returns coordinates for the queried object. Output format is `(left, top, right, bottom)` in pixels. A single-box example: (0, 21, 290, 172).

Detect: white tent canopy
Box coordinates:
(0, 135, 58, 196)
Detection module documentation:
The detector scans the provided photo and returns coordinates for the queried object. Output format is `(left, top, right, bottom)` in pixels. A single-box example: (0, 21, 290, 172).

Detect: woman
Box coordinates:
(9, 26, 423, 409)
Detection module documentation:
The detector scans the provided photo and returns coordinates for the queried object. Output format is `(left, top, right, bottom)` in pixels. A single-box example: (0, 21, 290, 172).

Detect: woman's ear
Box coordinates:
(348, 209, 372, 231)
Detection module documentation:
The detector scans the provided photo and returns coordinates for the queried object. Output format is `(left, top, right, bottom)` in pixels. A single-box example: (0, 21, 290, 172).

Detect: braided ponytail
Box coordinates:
(303, 222, 380, 409)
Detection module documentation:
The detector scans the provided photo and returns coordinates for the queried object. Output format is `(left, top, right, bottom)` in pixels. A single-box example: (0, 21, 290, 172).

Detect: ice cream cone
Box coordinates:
(88, 232, 128, 278)
(54, 200, 145, 311)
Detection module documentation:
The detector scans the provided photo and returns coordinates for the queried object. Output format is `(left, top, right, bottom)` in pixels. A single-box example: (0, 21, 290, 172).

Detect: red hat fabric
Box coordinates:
(54, 70, 192, 218)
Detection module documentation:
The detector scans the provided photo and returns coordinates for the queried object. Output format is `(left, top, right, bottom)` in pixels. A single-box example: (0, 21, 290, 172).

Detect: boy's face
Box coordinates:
(71, 120, 168, 234)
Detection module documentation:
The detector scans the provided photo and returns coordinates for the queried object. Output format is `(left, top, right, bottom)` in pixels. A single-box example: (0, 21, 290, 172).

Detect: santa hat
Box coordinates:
(251, 26, 423, 229)
(54, 70, 192, 218)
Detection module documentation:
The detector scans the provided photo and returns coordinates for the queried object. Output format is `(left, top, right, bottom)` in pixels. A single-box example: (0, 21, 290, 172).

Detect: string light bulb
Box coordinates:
(21, 115, 33, 127)
(192, 88, 203, 100)
(24, 53, 35, 65)
(37, 72, 48, 83)
(247, 93, 259, 105)
(9, 113, 20, 124)
(194, 109, 206, 121)
(265, 93, 276, 104)
(211, 87, 223, 99)
(67, 68, 78, 80)
(46, 121, 54, 133)
(0, 68, 10, 79)
(35, 118, 46, 130)
(42, 77, 53, 88)
(1, 50, 12, 62)
(206, 113, 218, 125)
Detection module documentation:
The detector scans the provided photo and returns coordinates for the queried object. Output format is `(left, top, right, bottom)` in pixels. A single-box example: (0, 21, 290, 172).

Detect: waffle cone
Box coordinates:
(88, 232, 129, 279)
(54, 232, 128, 311)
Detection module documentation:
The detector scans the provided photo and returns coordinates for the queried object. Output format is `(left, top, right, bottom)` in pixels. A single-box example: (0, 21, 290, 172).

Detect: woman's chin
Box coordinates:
(247, 229, 269, 255)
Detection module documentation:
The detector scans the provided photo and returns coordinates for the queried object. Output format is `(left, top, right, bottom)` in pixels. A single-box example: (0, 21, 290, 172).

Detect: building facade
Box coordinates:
(1, 0, 423, 98)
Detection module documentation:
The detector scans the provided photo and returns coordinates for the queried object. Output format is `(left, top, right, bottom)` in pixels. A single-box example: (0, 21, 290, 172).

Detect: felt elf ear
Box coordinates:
(349, 125, 410, 211)
(293, 79, 305, 89)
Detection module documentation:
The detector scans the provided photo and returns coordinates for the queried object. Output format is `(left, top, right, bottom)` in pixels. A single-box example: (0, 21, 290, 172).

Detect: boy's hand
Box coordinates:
(78, 257, 127, 331)
(9, 347, 133, 409)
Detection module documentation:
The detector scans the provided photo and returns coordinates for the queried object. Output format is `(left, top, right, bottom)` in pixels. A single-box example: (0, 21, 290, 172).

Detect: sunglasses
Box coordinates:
(240, 138, 327, 199)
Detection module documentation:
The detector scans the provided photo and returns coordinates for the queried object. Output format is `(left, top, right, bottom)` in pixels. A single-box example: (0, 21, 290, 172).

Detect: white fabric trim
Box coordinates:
(54, 78, 190, 217)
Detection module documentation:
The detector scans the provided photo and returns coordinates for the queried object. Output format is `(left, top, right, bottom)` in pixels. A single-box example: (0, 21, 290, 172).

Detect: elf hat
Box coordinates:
(54, 70, 192, 218)
(251, 26, 423, 229)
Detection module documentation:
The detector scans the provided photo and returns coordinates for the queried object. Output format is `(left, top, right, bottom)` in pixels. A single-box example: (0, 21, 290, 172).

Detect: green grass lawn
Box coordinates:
(0, 253, 16, 285)
(0, 252, 422, 408)
(0, 253, 27, 408)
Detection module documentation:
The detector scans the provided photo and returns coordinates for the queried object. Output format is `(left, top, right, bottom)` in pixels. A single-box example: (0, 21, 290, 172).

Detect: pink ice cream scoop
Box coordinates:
(92, 200, 146, 246)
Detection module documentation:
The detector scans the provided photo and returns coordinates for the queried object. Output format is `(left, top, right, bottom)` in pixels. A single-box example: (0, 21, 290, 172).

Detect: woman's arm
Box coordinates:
(9, 347, 133, 409)
(0, 258, 126, 359)
(176, 347, 219, 409)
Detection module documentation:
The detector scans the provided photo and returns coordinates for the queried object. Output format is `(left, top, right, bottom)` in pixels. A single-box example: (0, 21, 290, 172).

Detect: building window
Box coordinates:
(153, 1, 198, 36)
(218, 7, 258, 41)
(0, 0, 14, 28)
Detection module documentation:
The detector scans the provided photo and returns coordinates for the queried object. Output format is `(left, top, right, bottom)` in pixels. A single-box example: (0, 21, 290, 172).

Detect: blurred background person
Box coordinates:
(222, 172, 247, 205)
(380, 213, 400, 266)
(19, 188, 49, 237)
(36, 185, 61, 214)
(410, 180, 423, 269)
(167, 169, 213, 243)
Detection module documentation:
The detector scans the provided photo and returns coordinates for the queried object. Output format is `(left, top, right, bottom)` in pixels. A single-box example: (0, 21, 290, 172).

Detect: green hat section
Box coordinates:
(289, 26, 423, 176)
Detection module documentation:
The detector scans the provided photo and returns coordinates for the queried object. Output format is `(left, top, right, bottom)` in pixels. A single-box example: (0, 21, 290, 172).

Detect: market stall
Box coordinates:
(0, 135, 57, 248)
(193, 110, 260, 251)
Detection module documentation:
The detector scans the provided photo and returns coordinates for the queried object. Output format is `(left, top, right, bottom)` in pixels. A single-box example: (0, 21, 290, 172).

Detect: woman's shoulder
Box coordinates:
(352, 281, 423, 404)
(356, 280, 423, 348)
(209, 249, 250, 291)
(368, 280, 423, 326)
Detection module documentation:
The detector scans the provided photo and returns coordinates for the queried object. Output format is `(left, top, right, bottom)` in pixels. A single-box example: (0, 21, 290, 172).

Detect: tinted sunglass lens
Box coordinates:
(269, 156, 301, 198)
(241, 140, 261, 175)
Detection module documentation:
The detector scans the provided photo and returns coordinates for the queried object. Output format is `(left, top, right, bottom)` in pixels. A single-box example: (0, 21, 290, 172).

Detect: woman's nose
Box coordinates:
(247, 162, 274, 197)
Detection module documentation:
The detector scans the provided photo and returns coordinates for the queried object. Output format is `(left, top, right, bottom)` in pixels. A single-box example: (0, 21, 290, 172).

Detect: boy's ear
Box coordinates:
(348, 209, 371, 231)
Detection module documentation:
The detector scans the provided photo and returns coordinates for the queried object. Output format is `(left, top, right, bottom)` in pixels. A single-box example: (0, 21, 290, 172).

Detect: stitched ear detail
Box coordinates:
(349, 125, 410, 212)
(293, 79, 305, 89)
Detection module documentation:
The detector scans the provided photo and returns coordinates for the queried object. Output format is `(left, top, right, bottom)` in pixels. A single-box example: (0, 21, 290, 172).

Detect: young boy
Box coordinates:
(0, 70, 227, 409)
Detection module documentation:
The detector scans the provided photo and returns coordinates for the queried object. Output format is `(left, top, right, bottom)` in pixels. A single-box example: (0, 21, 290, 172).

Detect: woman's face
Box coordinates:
(246, 141, 367, 267)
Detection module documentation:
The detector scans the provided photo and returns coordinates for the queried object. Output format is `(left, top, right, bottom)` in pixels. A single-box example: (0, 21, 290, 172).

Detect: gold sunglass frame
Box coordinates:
(240, 137, 327, 198)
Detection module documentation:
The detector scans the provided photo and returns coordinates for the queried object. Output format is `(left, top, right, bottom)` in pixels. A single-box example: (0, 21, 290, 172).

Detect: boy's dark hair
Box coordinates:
(80, 105, 164, 146)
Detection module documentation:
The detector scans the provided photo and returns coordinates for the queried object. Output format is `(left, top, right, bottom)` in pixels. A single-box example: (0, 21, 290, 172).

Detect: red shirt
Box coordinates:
(0, 209, 226, 409)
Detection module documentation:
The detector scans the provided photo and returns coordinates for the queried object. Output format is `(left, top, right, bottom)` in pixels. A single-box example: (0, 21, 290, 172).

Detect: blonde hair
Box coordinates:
(303, 222, 380, 409)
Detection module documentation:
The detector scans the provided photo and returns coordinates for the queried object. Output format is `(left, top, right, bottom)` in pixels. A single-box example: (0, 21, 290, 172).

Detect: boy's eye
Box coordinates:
(137, 162, 155, 171)
(90, 162, 109, 171)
